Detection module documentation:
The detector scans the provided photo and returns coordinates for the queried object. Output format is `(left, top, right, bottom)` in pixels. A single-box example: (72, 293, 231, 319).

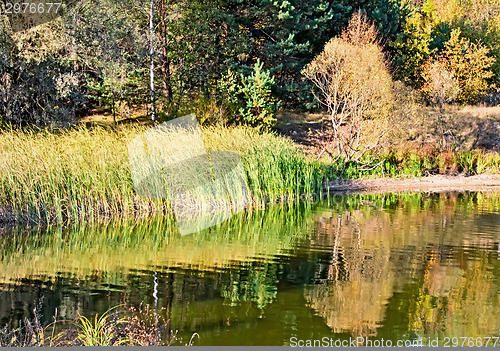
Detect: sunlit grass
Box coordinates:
(0, 123, 497, 224)
(0, 125, 143, 224)
(0, 124, 330, 224)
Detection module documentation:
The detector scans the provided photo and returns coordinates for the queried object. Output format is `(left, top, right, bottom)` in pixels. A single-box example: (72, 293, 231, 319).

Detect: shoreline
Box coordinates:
(1, 174, 499, 227)
(326, 174, 500, 194)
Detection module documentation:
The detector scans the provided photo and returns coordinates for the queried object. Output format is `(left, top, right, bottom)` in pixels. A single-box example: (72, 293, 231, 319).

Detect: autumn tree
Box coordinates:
(441, 29, 495, 103)
(302, 12, 394, 162)
(391, 0, 499, 101)
(421, 58, 459, 107)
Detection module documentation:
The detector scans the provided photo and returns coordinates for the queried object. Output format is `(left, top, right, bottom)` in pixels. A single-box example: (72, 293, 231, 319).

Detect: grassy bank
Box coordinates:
(276, 105, 500, 178)
(0, 124, 330, 224)
(341, 148, 500, 179)
(0, 123, 499, 224)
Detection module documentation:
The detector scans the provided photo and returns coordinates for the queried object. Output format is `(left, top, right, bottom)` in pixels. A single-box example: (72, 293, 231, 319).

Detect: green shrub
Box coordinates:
(238, 59, 281, 130)
(216, 68, 242, 123)
(456, 150, 478, 174)
(391, 10, 435, 87)
(215, 60, 280, 130)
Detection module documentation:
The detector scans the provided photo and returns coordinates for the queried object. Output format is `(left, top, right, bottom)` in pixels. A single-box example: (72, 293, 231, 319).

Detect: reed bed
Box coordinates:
(2, 123, 497, 225)
(0, 124, 331, 224)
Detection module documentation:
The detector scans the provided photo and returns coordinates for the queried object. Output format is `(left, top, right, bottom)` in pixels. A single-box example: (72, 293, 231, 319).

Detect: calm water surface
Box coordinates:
(1, 192, 500, 346)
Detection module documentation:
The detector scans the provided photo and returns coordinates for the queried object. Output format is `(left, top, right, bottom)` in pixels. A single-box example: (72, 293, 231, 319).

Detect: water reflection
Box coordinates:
(304, 192, 500, 343)
(0, 192, 499, 345)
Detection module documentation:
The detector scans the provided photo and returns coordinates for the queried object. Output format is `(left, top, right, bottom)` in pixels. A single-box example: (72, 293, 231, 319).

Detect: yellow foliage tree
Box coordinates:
(302, 12, 394, 162)
(440, 29, 494, 103)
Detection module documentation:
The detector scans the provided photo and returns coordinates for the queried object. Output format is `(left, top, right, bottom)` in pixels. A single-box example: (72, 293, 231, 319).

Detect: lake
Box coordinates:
(0, 192, 499, 346)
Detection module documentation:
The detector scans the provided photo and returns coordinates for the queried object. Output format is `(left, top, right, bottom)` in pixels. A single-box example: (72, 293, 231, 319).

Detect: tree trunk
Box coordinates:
(159, 0, 173, 103)
(150, 0, 156, 123)
(112, 91, 116, 125)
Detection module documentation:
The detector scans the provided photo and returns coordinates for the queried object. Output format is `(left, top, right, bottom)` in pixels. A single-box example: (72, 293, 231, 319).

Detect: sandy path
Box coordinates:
(326, 174, 500, 194)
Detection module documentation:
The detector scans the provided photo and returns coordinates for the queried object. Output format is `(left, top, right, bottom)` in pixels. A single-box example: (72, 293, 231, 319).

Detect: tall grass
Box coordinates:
(0, 124, 331, 224)
(202, 126, 330, 205)
(1, 123, 498, 224)
(0, 126, 143, 224)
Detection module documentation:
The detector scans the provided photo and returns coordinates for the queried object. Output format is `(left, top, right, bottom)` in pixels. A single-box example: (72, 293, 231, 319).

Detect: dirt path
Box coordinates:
(326, 174, 500, 194)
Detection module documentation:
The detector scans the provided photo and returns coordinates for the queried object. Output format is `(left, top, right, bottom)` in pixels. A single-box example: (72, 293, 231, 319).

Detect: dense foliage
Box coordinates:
(391, 0, 499, 103)
(0, 0, 499, 126)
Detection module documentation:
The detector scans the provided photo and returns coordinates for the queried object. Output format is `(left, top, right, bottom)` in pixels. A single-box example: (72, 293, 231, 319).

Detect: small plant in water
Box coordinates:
(75, 306, 125, 346)
(0, 303, 190, 346)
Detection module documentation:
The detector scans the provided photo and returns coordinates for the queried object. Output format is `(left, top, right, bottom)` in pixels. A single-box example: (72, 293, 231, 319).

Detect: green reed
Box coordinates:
(2, 123, 496, 224)
(0, 124, 331, 224)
